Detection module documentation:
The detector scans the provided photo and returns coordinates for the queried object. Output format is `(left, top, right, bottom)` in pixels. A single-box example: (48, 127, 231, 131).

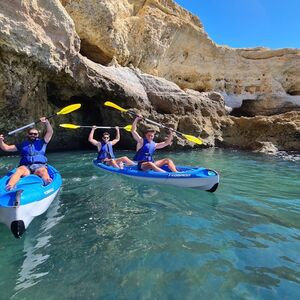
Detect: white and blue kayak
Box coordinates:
(93, 160, 219, 192)
(0, 165, 62, 238)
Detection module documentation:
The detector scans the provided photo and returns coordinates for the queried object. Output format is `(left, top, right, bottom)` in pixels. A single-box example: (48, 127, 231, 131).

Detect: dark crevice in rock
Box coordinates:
(80, 39, 113, 66)
(46, 83, 103, 150)
(286, 90, 300, 96)
(230, 98, 300, 117)
(195, 87, 208, 93)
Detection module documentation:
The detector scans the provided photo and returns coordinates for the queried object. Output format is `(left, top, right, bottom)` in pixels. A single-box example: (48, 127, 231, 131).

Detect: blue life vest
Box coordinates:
(97, 141, 115, 161)
(17, 139, 48, 165)
(133, 139, 156, 162)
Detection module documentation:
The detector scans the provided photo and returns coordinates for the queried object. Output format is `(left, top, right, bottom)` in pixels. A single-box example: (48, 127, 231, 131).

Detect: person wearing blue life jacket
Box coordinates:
(89, 126, 135, 169)
(131, 116, 178, 172)
(0, 117, 53, 190)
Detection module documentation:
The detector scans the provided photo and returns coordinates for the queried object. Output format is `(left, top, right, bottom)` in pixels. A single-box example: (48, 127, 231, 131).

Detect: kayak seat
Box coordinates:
(17, 175, 44, 186)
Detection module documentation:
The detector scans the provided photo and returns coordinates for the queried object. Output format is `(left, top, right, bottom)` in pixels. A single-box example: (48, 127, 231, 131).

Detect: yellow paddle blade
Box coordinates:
(183, 134, 203, 145)
(57, 103, 81, 115)
(123, 125, 132, 132)
(59, 123, 81, 129)
(104, 101, 128, 112)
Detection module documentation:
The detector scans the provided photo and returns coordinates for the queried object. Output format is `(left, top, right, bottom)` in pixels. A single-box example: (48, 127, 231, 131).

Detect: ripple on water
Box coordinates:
(0, 149, 299, 299)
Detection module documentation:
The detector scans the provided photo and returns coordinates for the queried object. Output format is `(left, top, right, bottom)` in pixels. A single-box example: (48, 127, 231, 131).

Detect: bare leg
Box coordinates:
(155, 158, 178, 172)
(141, 162, 166, 172)
(34, 167, 52, 184)
(6, 166, 30, 190)
(106, 159, 120, 169)
(115, 156, 136, 166)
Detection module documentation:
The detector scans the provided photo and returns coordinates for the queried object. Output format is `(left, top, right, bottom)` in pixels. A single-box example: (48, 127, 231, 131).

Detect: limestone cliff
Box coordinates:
(221, 112, 300, 151)
(59, 0, 300, 152)
(0, 0, 225, 152)
(61, 0, 300, 115)
(0, 0, 299, 154)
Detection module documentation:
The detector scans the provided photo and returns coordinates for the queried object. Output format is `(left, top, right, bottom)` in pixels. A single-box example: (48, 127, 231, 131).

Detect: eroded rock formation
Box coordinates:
(221, 112, 300, 151)
(0, 0, 299, 153)
(0, 0, 226, 152)
(61, 0, 300, 116)
(59, 0, 300, 152)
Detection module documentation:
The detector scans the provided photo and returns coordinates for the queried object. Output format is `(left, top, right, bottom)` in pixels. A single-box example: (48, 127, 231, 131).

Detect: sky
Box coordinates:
(174, 0, 300, 49)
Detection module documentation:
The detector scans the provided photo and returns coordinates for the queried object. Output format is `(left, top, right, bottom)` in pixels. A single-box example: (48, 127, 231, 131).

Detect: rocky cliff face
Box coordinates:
(60, 0, 300, 152)
(0, 0, 299, 154)
(0, 0, 226, 152)
(61, 0, 300, 114)
(221, 112, 300, 151)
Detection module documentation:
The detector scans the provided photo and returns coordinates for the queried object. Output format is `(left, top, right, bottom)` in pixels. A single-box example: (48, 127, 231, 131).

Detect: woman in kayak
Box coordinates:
(131, 116, 177, 172)
(89, 126, 135, 169)
(0, 117, 53, 190)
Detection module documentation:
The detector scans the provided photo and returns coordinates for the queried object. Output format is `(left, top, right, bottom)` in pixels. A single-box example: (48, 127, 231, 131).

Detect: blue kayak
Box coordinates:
(93, 160, 219, 192)
(0, 165, 62, 238)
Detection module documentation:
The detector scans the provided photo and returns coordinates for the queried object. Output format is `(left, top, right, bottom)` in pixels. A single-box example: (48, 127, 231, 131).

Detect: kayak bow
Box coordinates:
(0, 165, 62, 238)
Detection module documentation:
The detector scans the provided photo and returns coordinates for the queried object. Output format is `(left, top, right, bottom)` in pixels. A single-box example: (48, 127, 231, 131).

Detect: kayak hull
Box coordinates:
(0, 165, 62, 238)
(93, 160, 219, 192)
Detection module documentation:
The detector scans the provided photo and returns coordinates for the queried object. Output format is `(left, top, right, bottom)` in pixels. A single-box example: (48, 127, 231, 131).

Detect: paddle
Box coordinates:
(8, 103, 81, 136)
(104, 101, 203, 144)
(59, 123, 132, 132)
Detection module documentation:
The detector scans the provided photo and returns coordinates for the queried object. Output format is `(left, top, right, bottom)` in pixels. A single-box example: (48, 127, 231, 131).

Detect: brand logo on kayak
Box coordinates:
(169, 174, 191, 177)
(44, 188, 54, 195)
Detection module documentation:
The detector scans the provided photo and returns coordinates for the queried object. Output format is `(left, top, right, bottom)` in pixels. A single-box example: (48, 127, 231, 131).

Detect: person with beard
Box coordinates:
(0, 117, 53, 190)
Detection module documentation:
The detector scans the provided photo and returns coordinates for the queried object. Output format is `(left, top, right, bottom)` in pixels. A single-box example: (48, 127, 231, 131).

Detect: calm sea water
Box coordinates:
(0, 149, 299, 299)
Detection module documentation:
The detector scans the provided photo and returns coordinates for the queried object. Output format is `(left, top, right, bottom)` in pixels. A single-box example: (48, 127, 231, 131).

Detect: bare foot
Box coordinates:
(44, 178, 53, 185)
(5, 184, 14, 191)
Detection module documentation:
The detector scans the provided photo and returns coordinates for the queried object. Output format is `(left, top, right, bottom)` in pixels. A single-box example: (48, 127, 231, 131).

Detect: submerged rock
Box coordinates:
(252, 142, 278, 155)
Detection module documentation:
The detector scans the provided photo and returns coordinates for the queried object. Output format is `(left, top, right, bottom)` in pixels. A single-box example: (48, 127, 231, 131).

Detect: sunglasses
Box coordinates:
(103, 136, 110, 140)
(28, 132, 38, 136)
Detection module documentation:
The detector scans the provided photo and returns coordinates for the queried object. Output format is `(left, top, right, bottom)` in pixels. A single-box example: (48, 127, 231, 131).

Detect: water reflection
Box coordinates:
(13, 194, 63, 296)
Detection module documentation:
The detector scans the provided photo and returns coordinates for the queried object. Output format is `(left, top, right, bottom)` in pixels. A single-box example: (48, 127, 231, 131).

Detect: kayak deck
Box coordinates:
(0, 165, 62, 238)
(0, 165, 61, 207)
(93, 160, 219, 192)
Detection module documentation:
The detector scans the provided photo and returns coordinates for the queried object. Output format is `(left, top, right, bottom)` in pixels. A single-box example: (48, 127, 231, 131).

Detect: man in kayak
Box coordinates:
(0, 117, 53, 190)
(131, 116, 178, 172)
(89, 126, 135, 168)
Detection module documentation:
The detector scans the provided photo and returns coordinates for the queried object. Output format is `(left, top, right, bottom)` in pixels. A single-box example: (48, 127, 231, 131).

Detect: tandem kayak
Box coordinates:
(93, 160, 219, 192)
(0, 165, 62, 238)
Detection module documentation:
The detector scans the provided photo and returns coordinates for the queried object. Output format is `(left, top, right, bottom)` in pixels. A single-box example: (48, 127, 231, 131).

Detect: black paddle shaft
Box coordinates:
(127, 110, 184, 137)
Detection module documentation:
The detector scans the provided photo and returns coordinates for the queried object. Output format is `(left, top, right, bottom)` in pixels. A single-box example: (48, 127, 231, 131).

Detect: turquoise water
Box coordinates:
(0, 149, 299, 299)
